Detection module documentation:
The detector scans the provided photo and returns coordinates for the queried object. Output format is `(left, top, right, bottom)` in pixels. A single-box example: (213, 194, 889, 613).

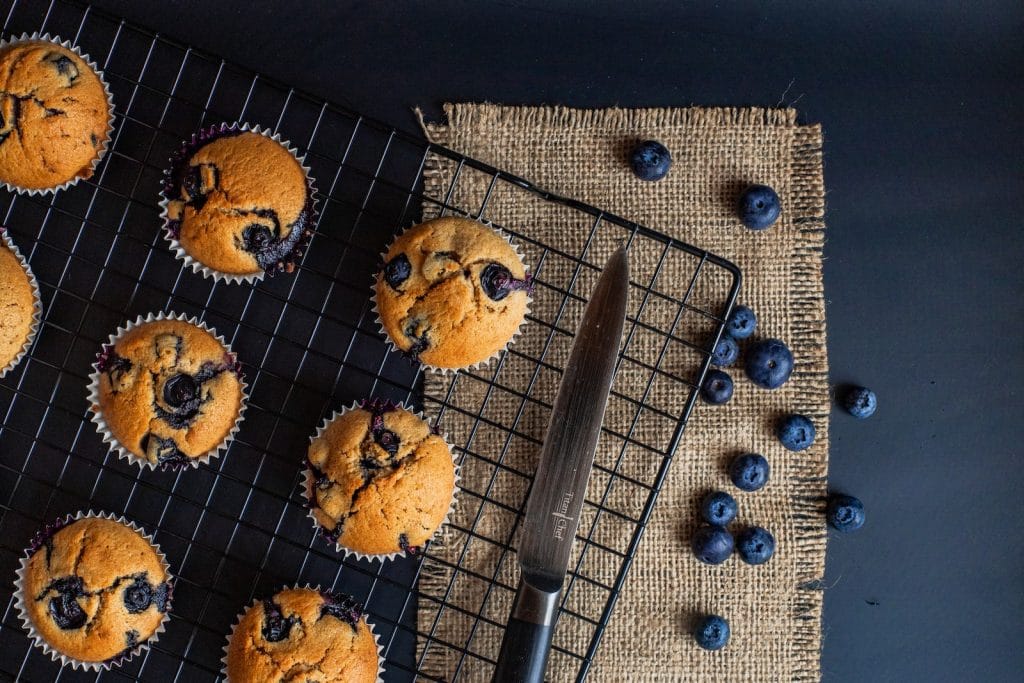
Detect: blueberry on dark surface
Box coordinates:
(691, 524, 734, 565)
(745, 338, 794, 390)
(700, 369, 734, 405)
(122, 576, 153, 613)
(700, 491, 738, 526)
(842, 385, 877, 419)
(320, 592, 364, 628)
(630, 140, 672, 181)
(261, 599, 298, 642)
(711, 335, 740, 367)
(738, 184, 782, 230)
(777, 414, 816, 451)
(162, 374, 198, 408)
(47, 577, 87, 630)
(383, 253, 412, 289)
(726, 305, 757, 340)
(736, 526, 776, 565)
(827, 494, 866, 533)
(694, 614, 730, 650)
(729, 453, 770, 492)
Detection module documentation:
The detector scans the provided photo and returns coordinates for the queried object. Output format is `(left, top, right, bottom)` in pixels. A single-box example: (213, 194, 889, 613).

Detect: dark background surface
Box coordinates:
(75, 1, 1024, 680)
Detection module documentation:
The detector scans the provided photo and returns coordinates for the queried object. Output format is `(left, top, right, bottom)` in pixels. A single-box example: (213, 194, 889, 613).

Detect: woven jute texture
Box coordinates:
(416, 104, 827, 681)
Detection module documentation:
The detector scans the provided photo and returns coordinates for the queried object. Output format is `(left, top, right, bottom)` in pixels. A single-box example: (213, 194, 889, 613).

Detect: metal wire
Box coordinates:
(0, 0, 741, 681)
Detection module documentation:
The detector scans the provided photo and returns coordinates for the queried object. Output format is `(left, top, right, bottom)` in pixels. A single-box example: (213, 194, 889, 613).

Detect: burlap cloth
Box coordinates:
(414, 104, 827, 681)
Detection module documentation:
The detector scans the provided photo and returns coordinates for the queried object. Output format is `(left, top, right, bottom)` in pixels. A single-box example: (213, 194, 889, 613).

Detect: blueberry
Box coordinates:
(735, 526, 776, 565)
(729, 453, 770, 492)
(43, 52, 79, 83)
(630, 140, 672, 182)
(726, 305, 757, 340)
(162, 374, 198, 408)
(745, 338, 794, 390)
(738, 184, 781, 230)
(827, 494, 865, 533)
(383, 253, 412, 289)
(711, 336, 740, 367)
(122, 576, 153, 613)
(399, 532, 422, 556)
(243, 223, 274, 253)
(320, 592, 363, 627)
(700, 491, 737, 526)
(47, 577, 87, 630)
(480, 263, 513, 301)
(700, 369, 734, 405)
(693, 614, 730, 650)
(375, 429, 400, 456)
(777, 414, 815, 451)
(842, 386, 877, 419)
(261, 599, 298, 642)
(691, 524, 734, 565)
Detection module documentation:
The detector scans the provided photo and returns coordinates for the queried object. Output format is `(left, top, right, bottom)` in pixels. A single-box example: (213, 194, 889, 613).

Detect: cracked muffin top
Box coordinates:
(306, 400, 455, 557)
(18, 516, 171, 665)
(0, 39, 110, 191)
(163, 127, 314, 278)
(92, 317, 245, 469)
(225, 587, 379, 682)
(0, 234, 37, 373)
(374, 216, 530, 369)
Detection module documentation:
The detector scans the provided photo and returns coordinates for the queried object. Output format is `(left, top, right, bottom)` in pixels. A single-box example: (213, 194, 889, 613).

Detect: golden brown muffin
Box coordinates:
(16, 515, 171, 667)
(224, 587, 380, 682)
(306, 400, 456, 557)
(90, 316, 245, 469)
(0, 232, 38, 374)
(0, 37, 111, 191)
(374, 216, 530, 369)
(162, 126, 315, 278)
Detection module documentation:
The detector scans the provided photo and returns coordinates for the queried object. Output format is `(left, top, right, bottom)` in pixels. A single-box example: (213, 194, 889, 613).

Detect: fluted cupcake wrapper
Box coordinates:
(158, 121, 320, 284)
(221, 584, 385, 683)
(86, 311, 248, 470)
(13, 510, 174, 671)
(302, 400, 461, 562)
(370, 217, 532, 375)
(0, 33, 115, 196)
(0, 228, 42, 378)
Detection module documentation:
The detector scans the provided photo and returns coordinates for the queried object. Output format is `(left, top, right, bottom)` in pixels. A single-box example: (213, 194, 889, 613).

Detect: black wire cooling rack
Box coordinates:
(0, 0, 741, 681)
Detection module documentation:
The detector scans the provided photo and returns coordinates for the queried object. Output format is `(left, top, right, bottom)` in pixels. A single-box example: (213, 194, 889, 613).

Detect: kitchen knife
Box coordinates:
(493, 245, 630, 683)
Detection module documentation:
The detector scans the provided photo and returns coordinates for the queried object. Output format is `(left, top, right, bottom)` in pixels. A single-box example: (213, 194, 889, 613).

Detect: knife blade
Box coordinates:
(493, 245, 630, 683)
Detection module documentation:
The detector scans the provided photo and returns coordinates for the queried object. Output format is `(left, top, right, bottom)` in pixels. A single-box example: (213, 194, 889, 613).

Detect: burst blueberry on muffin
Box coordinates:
(0, 230, 39, 376)
(89, 315, 245, 469)
(305, 399, 456, 558)
(224, 587, 381, 682)
(374, 216, 530, 369)
(161, 124, 316, 280)
(0, 35, 112, 191)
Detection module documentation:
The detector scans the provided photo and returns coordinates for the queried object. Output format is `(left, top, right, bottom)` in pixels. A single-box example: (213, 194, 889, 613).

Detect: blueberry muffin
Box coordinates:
(224, 587, 380, 682)
(0, 230, 39, 376)
(0, 36, 111, 191)
(15, 514, 172, 668)
(162, 125, 316, 280)
(89, 315, 245, 469)
(374, 216, 530, 369)
(306, 400, 456, 557)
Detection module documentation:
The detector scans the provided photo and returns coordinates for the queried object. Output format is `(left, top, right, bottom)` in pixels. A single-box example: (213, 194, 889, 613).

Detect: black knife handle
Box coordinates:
(493, 580, 560, 683)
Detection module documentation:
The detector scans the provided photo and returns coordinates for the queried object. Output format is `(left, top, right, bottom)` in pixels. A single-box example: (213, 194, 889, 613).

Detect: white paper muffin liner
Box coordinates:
(158, 122, 320, 284)
(302, 400, 461, 562)
(0, 33, 115, 196)
(370, 217, 532, 374)
(220, 585, 385, 683)
(13, 510, 174, 671)
(0, 228, 42, 378)
(86, 311, 248, 470)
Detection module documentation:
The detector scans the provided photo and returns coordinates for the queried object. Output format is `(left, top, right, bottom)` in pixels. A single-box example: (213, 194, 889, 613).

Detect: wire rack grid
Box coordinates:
(0, 0, 740, 681)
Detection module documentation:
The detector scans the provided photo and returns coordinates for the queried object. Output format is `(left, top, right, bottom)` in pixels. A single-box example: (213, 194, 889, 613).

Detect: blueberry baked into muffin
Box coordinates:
(0, 229, 39, 376)
(89, 314, 246, 469)
(305, 399, 456, 558)
(15, 514, 172, 669)
(374, 216, 531, 369)
(0, 35, 112, 191)
(161, 124, 316, 281)
(224, 587, 381, 682)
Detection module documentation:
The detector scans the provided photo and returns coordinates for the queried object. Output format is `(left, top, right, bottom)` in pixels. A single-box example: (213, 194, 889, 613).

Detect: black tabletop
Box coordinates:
(88, 1, 1024, 680)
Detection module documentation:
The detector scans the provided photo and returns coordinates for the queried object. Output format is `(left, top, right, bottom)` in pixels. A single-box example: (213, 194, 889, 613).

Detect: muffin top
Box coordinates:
(0, 235, 37, 371)
(225, 587, 379, 682)
(374, 217, 530, 369)
(163, 129, 314, 277)
(19, 516, 171, 665)
(93, 317, 244, 468)
(307, 400, 455, 557)
(0, 39, 110, 190)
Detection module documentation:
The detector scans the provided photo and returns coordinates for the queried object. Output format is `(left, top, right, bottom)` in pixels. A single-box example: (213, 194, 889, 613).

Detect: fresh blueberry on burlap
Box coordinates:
(777, 414, 816, 451)
(730, 453, 770, 492)
(700, 491, 738, 526)
(736, 526, 776, 565)
(630, 140, 672, 181)
(711, 335, 740, 367)
(827, 494, 866, 532)
(693, 614, 730, 651)
(842, 385, 877, 419)
(745, 338, 794, 389)
(691, 525, 734, 565)
(700, 369, 734, 405)
(725, 304, 757, 340)
(738, 184, 781, 230)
